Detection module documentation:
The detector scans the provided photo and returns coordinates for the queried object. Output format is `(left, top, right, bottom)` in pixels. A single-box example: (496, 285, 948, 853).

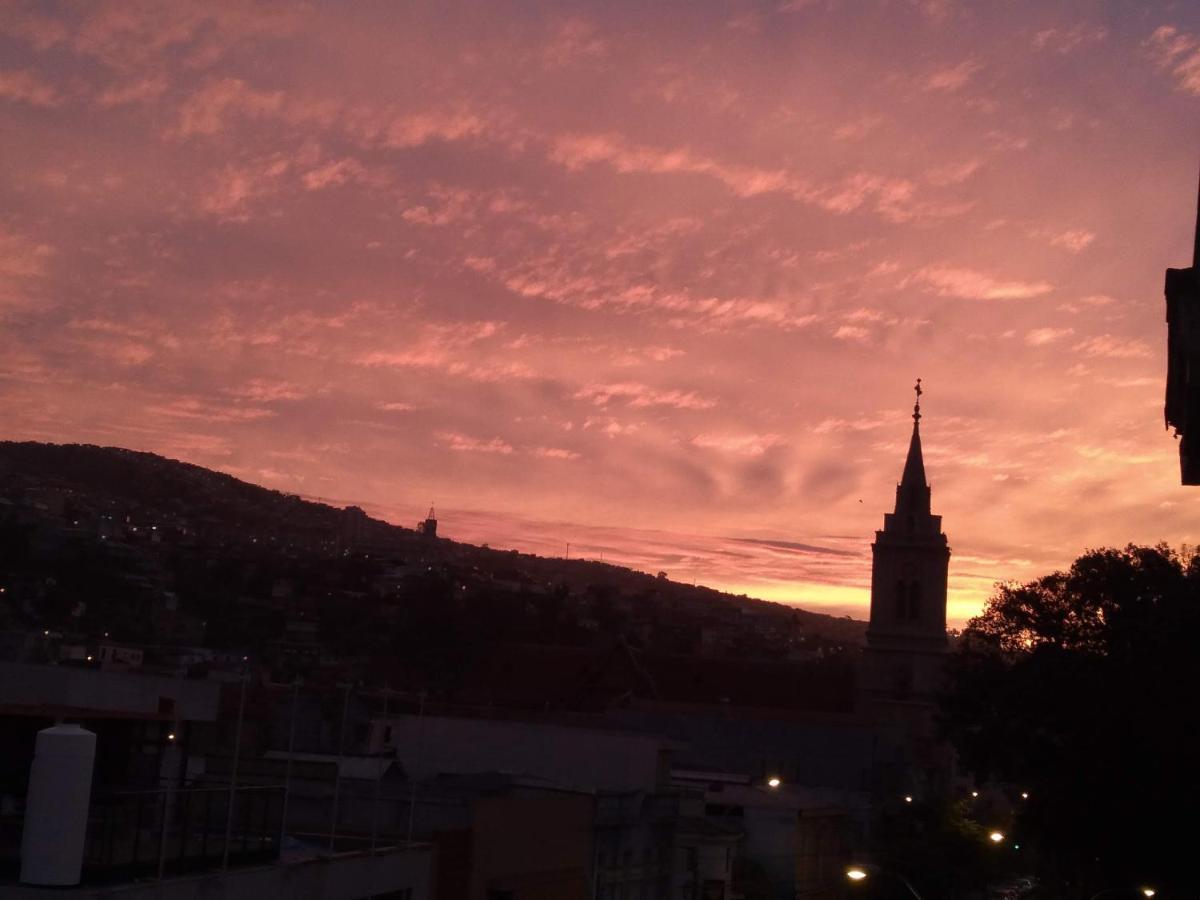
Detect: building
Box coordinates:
(367, 712, 672, 793)
(366, 709, 703, 898)
(1164, 171, 1200, 484)
(417, 506, 438, 538)
(672, 769, 855, 900)
(858, 382, 952, 789)
(0, 663, 433, 899)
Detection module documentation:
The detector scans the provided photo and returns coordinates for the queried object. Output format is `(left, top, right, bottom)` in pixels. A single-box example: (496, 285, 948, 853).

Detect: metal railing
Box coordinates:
(81, 784, 283, 884)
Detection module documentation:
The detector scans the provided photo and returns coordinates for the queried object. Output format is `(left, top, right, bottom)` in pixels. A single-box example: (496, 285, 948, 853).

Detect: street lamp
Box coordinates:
(766, 776, 781, 788)
(989, 831, 1005, 844)
(1088, 888, 1157, 899)
(845, 864, 925, 900)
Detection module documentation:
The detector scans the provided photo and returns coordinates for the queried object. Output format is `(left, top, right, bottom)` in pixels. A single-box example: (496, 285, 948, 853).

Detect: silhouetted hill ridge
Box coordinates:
(0, 441, 867, 642)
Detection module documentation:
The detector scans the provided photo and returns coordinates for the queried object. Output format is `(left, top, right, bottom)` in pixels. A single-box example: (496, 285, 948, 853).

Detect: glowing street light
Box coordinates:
(766, 776, 781, 788)
(1088, 889, 1158, 900)
(1142, 890, 1157, 898)
(971, 790, 979, 798)
(904, 794, 913, 803)
(845, 864, 925, 899)
(989, 831, 1005, 844)
(1020, 791, 1030, 799)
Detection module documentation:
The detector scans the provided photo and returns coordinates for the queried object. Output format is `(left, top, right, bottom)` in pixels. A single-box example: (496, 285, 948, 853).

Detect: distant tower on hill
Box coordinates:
(341, 505, 369, 550)
(1164, 167, 1200, 484)
(860, 380, 950, 733)
(417, 505, 438, 538)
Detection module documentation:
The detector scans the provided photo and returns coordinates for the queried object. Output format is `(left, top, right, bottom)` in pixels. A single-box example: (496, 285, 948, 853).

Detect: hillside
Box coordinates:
(0, 441, 866, 709)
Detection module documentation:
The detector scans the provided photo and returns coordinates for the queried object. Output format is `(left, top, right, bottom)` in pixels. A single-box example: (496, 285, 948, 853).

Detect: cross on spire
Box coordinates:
(913, 377, 922, 423)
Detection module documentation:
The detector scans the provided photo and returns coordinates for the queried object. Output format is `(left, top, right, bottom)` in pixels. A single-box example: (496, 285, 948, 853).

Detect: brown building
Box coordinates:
(415, 774, 594, 900)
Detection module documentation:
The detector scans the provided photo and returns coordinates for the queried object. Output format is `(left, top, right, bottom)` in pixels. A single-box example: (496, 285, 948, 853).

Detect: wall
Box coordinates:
(468, 794, 593, 900)
(371, 715, 667, 793)
(3, 844, 433, 900)
(0, 663, 219, 722)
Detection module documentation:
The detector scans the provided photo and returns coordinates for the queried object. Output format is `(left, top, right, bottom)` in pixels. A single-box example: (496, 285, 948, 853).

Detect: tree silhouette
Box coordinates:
(939, 545, 1200, 896)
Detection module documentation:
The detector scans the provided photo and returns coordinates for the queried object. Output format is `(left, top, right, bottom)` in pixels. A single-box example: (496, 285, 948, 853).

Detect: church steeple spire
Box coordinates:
(894, 379, 931, 520)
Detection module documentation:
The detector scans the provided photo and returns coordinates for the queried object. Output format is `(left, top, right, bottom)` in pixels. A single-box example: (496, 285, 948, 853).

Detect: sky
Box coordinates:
(2, 1, 1200, 624)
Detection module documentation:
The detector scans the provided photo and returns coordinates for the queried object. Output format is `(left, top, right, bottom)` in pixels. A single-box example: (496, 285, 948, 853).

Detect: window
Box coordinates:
(895, 578, 922, 621)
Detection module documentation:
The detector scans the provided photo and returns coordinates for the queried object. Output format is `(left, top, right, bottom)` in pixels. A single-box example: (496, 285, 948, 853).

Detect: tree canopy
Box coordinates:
(939, 545, 1200, 896)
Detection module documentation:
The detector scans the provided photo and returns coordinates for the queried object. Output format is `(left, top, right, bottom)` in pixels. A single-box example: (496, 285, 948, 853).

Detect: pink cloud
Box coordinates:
(0, 228, 54, 280)
(1043, 228, 1096, 253)
(574, 382, 716, 410)
(1146, 25, 1200, 96)
(833, 324, 871, 342)
(382, 110, 488, 148)
(1025, 327, 1074, 346)
(176, 77, 283, 137)
(0, 69, 61, 107)
(692, 432, 784, 456)
(227, 379, 307, 402)
(923, 60, 981, 92)
(550, 132, 798, 198)
(437, 431, 514, 454)
(914, 266, 1054, 300)
(96, 75, 168, 108)
(1074, 335, 1153, 359)
(533, 446, 582, 460)
(1033, 25, 1108, 54)
(200, 156, 290, 218)
(146, 397, 276, 423)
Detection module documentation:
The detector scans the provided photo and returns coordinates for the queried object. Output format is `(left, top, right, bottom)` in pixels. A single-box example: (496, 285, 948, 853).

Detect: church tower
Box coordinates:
(861, 380, 950, 712)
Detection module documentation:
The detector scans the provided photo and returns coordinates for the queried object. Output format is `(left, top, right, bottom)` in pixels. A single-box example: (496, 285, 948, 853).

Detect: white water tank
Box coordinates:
(20, 723, 97, 886)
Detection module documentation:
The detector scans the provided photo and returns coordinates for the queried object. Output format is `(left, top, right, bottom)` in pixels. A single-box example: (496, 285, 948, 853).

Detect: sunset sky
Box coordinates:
(3, 1, 1200, 623)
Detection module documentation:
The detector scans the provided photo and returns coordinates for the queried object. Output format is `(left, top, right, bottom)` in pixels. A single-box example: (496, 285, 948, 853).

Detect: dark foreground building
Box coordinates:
(1164, 171, 1200, 483)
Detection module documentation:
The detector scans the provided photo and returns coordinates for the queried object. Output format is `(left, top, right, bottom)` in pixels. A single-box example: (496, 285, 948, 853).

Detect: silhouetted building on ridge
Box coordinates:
(1164, 168, 1200, 484)
(417, 505, 438, 538)
(340, 503, 369, 549)
(859, 381, 951, 785)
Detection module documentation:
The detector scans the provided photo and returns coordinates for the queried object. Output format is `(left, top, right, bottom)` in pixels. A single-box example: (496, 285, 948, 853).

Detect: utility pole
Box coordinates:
(279, 679, 300, 852)
(222, 666, 248, 869)
(370, 685, 391, 853)
(329, 682, 353, 854)
(405, 691, 426, 845)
